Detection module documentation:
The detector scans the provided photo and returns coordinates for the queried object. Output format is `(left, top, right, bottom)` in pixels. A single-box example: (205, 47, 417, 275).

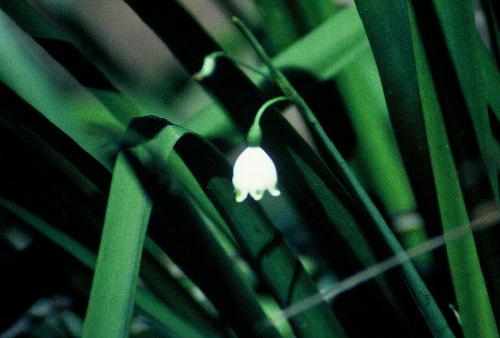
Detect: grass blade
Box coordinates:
(430, 0, 499, 201)
(0, 196, 209, 338)
(82, 153, 152, 338)
(351, 1, 454, 336)
(253, 0, 299, 53)
(476, 36, 500, 120)
(0, 8, 123, 169)
(335, 50, 432, 270)
(411, 7, 499, 337)
(351, 0, 442, 235)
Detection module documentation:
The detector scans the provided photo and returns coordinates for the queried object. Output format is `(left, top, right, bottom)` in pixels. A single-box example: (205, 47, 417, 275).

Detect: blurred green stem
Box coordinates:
(253, 0, 299, 53)
(335, 53, 432, 271)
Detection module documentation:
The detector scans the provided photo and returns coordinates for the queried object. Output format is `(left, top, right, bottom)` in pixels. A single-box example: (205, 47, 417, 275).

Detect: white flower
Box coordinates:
(232, 146, 281, 202)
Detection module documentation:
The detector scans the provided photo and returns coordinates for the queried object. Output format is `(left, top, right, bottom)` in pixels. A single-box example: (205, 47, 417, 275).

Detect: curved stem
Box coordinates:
(253, 96, 289, 126)
(247, 96, 288, 146)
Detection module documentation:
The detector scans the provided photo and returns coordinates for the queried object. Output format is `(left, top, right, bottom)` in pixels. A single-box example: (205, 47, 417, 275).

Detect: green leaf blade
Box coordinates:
(411, 7, 499, 337)
(82, 154, 151, 338)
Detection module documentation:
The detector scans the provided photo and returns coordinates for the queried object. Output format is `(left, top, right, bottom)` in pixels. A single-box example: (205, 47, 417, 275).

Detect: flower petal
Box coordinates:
(249, 189, 264, 201)
(235, 188, 248, 203)
(268, 186, 281, 197)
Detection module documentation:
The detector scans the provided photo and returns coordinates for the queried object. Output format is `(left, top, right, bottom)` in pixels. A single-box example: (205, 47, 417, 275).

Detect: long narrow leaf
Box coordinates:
(0, 196, 209, 338)
(431, 0, 499, 201)
(82, 153, 152, 338)
(0, 9, 123, 169)
(411, 8, 499, 337)
(351, 1, 453, 336)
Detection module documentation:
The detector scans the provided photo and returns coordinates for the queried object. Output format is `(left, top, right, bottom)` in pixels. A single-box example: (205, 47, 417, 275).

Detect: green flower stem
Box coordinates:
(247, 96, 288, 146)
(232, 18, 317, 127)
(232, 17, 453, 337)
(194, 51, 268, 80)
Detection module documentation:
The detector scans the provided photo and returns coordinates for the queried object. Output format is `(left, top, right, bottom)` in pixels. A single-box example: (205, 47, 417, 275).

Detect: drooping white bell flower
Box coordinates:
(232, 146, 281, 202)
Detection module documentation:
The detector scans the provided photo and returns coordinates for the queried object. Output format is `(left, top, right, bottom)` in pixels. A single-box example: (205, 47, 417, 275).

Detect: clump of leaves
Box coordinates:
(0, 0, 499, 337)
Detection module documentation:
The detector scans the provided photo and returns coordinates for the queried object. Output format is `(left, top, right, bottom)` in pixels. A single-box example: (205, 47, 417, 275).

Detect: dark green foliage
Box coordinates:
(0, 0, 499, 337)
